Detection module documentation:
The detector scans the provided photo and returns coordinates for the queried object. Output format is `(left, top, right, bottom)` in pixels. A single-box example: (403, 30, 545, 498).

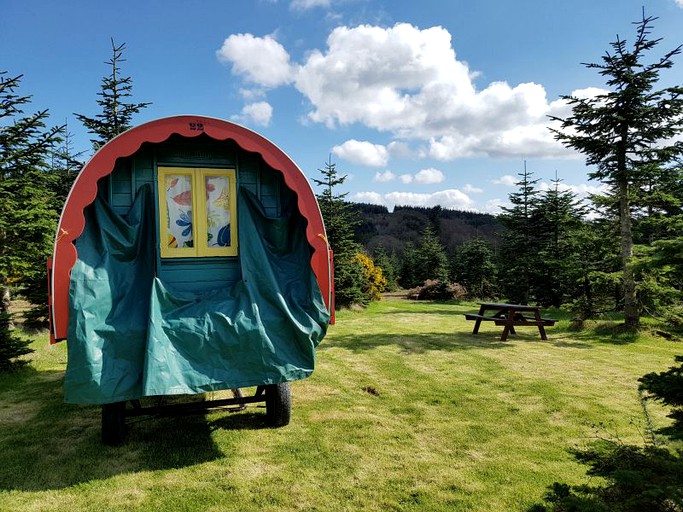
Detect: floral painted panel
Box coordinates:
(165, 174, 194, 249)
(205, 175, 231, 247)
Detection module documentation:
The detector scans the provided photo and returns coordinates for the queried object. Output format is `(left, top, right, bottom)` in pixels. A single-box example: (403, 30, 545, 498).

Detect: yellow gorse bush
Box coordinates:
(356, 252, 387, 302)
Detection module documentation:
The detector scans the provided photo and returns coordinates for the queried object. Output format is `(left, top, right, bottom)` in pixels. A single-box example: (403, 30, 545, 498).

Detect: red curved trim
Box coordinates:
(50, 116, 332, 342)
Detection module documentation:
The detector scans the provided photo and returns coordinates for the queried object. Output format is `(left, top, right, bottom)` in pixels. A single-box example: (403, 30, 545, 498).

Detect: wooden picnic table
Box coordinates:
(464, 302, 556, 341)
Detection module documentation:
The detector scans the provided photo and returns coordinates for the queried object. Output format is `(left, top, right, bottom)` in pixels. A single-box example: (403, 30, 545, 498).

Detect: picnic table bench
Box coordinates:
(465, 303, 556, 341)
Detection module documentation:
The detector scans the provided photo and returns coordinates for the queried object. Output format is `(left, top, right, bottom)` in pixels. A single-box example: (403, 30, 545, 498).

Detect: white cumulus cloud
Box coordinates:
(492, 174, 517, 186)
(386, 189, 475, 210)
(463, 184, 483, 194)
(293, 23, 572, 158)
(538, 181, 608, 197)
(353, 191, 385, 204)
(483, 198, 508, 214)
(218, 23, 592, 160)
(400, 174, 413, 184)
(233, 101, 273, 126)
(216, 33, 293, 87)
(332, 139, 389, 167)
(352, 189, 475, 211)
(374, 170, 396, 182)
(414, 168, 445, 184)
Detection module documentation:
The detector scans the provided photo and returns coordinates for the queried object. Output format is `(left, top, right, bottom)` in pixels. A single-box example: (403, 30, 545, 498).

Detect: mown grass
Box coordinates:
(0, 299, 680, 511)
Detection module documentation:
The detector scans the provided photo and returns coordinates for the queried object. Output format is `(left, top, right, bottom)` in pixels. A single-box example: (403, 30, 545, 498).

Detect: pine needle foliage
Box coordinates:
(75, 38, 151, 149)
(313, 157, 366, 307)
(0, 71, 62, 366)
(549, 11, 683, 328)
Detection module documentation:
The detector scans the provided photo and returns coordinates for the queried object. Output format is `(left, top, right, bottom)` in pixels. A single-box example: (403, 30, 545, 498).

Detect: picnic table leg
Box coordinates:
(500, 310, 516, 341)
(472, 304, 486, 334)
(535, 310, 548, 340)
(472, 319, 482, 334)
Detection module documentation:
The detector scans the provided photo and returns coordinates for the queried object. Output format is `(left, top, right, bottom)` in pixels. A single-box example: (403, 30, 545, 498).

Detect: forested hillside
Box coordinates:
(352, 203, 503, 255)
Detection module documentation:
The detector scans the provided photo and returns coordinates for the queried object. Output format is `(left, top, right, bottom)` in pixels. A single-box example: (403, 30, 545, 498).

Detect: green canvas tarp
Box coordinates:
(64, 184, 329, 404)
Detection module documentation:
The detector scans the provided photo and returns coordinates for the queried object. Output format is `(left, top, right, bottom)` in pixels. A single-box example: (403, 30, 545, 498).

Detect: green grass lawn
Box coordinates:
(0, 299, 680, 511)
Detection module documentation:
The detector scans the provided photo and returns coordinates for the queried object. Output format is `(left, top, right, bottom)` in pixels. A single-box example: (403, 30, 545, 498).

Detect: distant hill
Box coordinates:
(350, 203, 503, 255)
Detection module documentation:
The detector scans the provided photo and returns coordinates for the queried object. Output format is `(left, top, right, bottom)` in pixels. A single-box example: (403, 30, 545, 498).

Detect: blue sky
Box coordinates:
(2, 0, 683, 213)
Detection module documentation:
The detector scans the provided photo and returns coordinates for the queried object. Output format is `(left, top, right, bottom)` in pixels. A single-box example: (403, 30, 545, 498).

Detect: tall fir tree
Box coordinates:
(398, 226, 449, 289)
(417, 225, 450, 284)
(398, 243, 419, 289)
(533, 175, 586, 307)
(550, 12, 683, 328)
(451, 237, 497, 300)
(497, 163, 541, 304)
(371, 246, 399, 291)
(313, 157, 366, 307)
(75, 39, 151, 149)
(17, 123, 86, 327)
(0, 72, 63, 368)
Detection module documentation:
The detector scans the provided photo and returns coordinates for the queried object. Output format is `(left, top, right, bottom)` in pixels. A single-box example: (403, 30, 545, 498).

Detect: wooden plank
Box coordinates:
(520, 316, 557, 325)
(493, 319, 555, 327)
(464, 314, 496, 321)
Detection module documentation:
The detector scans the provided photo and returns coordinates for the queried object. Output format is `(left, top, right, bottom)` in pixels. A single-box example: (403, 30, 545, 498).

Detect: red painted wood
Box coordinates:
(50, 116, 333, 343)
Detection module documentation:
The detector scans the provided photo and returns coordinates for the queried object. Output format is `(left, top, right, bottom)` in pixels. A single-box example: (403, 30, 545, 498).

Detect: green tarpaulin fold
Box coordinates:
(65, 185, 328, 404)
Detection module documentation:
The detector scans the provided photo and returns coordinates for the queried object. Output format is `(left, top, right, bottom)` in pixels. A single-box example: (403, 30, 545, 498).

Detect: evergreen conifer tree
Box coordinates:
(75, 39, 151, 149)
(371, 246, 399, 291)
(550, 12, 683, 328)
(0, 71, 62, 368)
(533, 176, 586, 307)
(313, 157, 366, 307)
(398, 242, 421, 289)
(498, 163, 541, 304)
(452, 238, 497, 299)
(417, 225, 450, 284)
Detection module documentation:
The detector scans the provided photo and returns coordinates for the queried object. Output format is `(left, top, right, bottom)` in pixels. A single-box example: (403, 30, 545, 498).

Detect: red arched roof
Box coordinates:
(50, 115, 333, 342)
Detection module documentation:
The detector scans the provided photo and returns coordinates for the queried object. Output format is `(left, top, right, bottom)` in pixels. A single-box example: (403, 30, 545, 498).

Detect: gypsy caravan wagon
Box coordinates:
(48, 116, 334, 444)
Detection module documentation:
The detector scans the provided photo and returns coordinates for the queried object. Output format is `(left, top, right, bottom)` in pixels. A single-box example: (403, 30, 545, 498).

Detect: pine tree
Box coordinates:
(371, 246, 399, 291)
(417, 225, 450, 284)
(533, 175, 586, 307)
(313, 157, 366, 307)
(398, 226, 450, 291)
(550, 12, 683, 328)
(398, 243, 418, 289)
(571, 217, 623, 321)
(0, 73, 63, 180)
(75, 38, 151, 149)
(497, 163, 541, 304)
(0, 71, 62, 368)
(452, 238, 497, 299)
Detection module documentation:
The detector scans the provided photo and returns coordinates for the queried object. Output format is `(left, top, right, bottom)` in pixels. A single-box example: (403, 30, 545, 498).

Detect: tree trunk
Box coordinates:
(0, 281, 13, 329)
(618, 178, 639, 329)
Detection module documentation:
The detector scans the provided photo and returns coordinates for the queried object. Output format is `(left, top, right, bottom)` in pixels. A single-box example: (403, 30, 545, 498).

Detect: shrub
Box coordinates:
(356, 252, 386, 302)
(406, 280, 466, 301)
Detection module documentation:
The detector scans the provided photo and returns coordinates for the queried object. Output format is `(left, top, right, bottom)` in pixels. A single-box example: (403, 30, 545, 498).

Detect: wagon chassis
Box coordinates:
(102, 382, 291, 445)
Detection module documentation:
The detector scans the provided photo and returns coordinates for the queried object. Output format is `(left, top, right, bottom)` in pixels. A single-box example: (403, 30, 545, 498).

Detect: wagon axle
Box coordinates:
(101, 382, 291, 445)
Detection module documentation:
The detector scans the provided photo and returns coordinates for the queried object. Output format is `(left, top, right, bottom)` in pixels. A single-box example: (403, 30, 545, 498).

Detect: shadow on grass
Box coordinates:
(550, 339, 594, 349)
(0, 368, 268, 491)
(376, 301, 469, 316)
(564, 322, 641, 346)
(324, 330, 517, 353)
(323, 326, 595, 353)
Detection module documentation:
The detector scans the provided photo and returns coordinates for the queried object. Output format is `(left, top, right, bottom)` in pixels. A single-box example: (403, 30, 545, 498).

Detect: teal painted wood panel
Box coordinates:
(102, 136, 288, 294)
(158, 259, 242, 294)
